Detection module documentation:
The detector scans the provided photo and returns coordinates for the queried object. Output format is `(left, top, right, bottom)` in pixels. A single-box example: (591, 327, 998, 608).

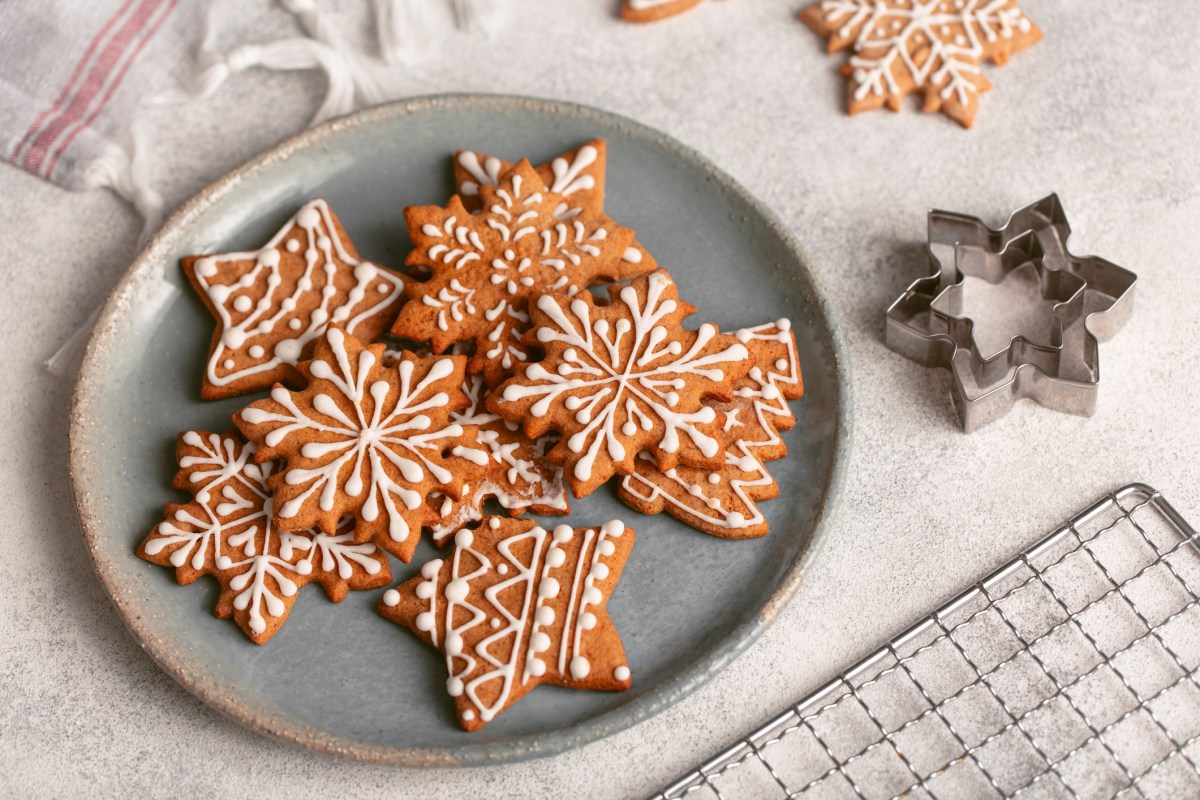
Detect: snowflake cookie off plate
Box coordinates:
(69, 95, 849, 766)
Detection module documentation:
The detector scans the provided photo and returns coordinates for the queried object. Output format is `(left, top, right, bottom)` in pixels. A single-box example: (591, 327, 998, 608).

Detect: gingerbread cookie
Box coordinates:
(391, 159, 636, 385)
(427, 374, 568, 546)
(800, 0, 1041, 128)
(621, 0, 704, 23)
(490, 269, 753, 498)
(138, 430, 391, 644)
(235, 326, 494, 563)
(618, 320, 803, 538)
(378, 517, 634, 730)
(183, 199, 405, 400)
(453, 140, 656, 280)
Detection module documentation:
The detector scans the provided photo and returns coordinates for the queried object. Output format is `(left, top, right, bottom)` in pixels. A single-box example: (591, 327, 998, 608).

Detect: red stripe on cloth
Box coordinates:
(22, 0, 167, 176)
(43, 0, 178, 180)
(10, 0, 138, 168)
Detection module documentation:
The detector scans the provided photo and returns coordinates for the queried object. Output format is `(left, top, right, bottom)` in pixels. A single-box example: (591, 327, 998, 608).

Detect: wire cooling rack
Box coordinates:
(654, 484, 1200, 800)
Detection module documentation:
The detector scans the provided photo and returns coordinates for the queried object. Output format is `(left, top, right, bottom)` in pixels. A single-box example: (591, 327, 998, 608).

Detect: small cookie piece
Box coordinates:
(799, 0, 1042, 128)
(618, 320, 803, 538)
(392, 159, 637, 385)
(490, 269, 753, 497)
(138, 430, 391, 644)
(427, 374, 568, 546)
(183, 199, 405, 399)
(378, 517, 635, 730)
(621, 0, 704, 23)
(235, 326, 493, 563)
(453, 140, 656, 280)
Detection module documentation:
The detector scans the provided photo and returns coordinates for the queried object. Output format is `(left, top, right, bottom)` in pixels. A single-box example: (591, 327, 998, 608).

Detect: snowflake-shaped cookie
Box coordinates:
(800, 0, 1042, 128)
(183, 199, 405, 399)
(618, 320, 804, 538)
(235, 326, 494, 563)
(490, 269, 753, 497)
(392, 159, 636, 386)
(453, 140, 656, 280)
(379, 517, 634, 730)
(427, 374, 568, 546)
(137, 430, 391, 644)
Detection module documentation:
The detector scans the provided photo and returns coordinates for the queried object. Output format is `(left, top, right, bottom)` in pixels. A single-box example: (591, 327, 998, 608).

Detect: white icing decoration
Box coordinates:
(498, 272, 749, 483)
(192, 199, 404, 388)
(614, 665, 630, 681)
(620, 321, 800, 530)
(238, 329, 489, 543)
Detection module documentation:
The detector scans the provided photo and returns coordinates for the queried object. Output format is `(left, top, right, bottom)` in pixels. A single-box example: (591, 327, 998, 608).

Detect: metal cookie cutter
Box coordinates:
(885, 195, 1137, 432)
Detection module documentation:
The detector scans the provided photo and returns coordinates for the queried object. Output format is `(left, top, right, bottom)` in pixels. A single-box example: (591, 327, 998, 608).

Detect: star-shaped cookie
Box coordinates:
(490, 269, 753, 497)
(452, 140, 656, 280)
(392, 159, 636, 386)
(800, 0, 1042, 128)
(183, 199, 406, 399)
(378, 517, 635, 730)
(235, 326, 494, 562)
(618, 320, 804, 538)
(138, 430, 391, 643)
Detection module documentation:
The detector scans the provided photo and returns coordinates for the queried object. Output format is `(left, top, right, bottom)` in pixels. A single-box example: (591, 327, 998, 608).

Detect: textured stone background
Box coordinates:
(2, 1, 1198, 797)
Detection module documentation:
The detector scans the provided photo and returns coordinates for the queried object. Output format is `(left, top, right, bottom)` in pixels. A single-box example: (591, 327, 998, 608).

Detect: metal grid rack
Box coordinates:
(654, 484, 1200, 800)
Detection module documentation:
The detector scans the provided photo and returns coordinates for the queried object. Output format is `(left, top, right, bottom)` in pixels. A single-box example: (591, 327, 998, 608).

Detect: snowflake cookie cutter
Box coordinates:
(885, 195, 1137, 432)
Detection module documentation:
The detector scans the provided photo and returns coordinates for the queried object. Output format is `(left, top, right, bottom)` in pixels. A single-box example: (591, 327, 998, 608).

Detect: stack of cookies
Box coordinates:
(138, 140, 804, 730)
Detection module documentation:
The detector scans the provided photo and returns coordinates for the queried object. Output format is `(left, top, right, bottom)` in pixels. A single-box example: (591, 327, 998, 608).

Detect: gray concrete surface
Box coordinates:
(2, 0, 1197, 797)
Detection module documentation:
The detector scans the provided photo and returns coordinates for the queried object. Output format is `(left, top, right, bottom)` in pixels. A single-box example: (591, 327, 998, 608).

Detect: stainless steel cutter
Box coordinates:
(885, 195, 1137, 432)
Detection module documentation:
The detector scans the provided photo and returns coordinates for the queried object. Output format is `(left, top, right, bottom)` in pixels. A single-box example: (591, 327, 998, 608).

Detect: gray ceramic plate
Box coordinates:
(70, 94, 850, 766)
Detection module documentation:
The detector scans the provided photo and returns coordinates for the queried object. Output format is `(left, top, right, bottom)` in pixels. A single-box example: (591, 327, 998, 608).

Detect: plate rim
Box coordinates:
(69, 92, 853, 767)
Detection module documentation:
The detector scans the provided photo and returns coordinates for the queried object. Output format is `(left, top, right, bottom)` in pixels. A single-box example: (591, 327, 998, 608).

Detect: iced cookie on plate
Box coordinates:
(618, 320, 803, 538)
(452, 140, 655, 280)
(138, 430, 390, 644)
(392, 159, 636, 385)
(182, 199, 405, 399)
(490, 269, 753, 498)
(378, 517, 634, 730)
(621, 0, 704, 23)
(235, 326, 494, 563)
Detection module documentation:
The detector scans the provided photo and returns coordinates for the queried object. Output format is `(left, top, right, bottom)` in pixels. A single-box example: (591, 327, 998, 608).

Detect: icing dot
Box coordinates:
(775, 359, 789, 371)
(196, 258, 218, 278)
(296, 204, 321, 227)
(222, 329, 246, 349)
(248, 345, 265, 359)
(286, 239, 300, 253)
(222, 359, 234, 370)
(546, 547, 566, 568)
(776, 318, 791, 331)
(288, 318, 302, 331)
(622, 421, 637, 436)
(598, 540, 616, 557)
(456, 529, 474, 548)
(553, 524, 573, 544)
(665, 392, 680, 407)
(295, 559, 312, 575)
(708, 473, 721, 485)
(526, 657, 546, 677)
(298, 278, 313, 292)
(462, 709, 476, 721)
(570, 656, 591, 680)
(377, 282, 390, 293)
(726, 511, 747, 527)
(488, 518, 500, 530)
(490, 618, 501, 629)
(331, 306, 349, 322)
(614, 665, 630, 682)
(447, 677, 464, 696)
(317, 236, 331, 250)
(536, 606, 555, 626)
(580, 612, 597, 630)
(275, 339, 302, 363)
(707, 498, 721, 509)
(421, 559, 442, 579)
(445, 578, 469, 603)
(497, 563, 509, 575)
(238, 274, 254, 288)
(539, 578, 560, 599)
(415, 610, 434, 629)
(761, 385, 780, 401)
(215, 555, 233, 570)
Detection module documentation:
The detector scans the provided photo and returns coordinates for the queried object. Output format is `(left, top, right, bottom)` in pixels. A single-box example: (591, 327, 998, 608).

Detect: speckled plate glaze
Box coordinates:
(69, 95, 850, 766)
